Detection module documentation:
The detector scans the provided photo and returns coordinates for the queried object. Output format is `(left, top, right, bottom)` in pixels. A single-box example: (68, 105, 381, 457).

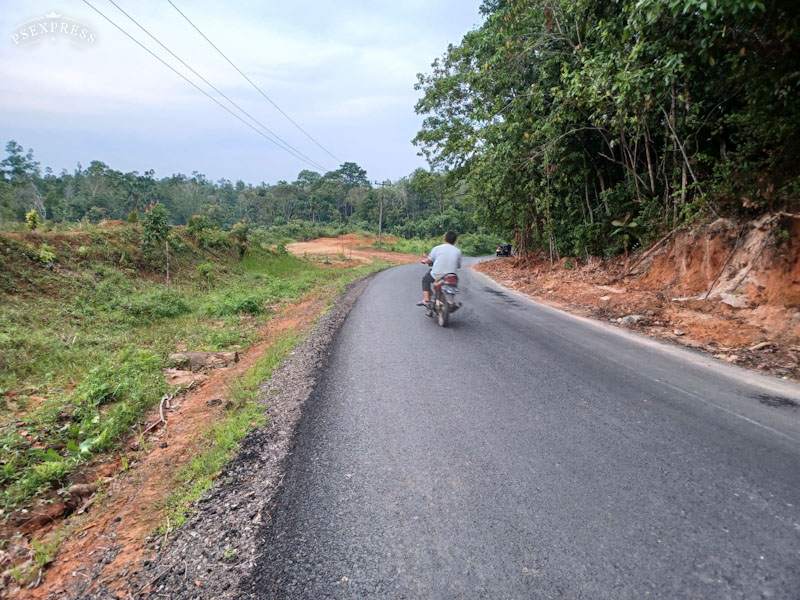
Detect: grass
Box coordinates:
(378, 237, 437, 255)
(0, 225, 382, 511)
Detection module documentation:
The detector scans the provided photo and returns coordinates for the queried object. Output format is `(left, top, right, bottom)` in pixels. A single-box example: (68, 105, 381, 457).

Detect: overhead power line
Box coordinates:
(166, 0, 343, 164)
(80, 0, 326, 171)
(105, 0, 326, 171)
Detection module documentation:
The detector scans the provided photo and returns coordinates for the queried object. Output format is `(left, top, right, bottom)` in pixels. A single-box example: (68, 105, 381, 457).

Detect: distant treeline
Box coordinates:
(0, 140, 479, 240)
(415, 0, 800, 257)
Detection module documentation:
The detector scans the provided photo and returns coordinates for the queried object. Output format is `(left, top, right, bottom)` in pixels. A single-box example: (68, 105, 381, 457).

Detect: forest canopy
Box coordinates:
(0, 141, 478, 241)
(414, 0, 800, 257)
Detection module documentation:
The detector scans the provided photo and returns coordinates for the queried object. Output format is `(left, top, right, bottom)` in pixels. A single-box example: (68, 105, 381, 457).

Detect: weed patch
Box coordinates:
(203, 289, 268, 317)
(1, 347, 165, 508)
(122, 289, 192, 321)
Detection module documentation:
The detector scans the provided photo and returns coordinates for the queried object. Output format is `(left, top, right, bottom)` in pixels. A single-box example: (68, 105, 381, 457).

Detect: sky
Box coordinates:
(0, 1, 483, 184)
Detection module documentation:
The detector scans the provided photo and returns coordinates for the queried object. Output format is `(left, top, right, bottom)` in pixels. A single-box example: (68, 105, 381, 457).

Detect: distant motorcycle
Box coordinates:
(427, 273, 461, 327)
(496, 243, 513, 257)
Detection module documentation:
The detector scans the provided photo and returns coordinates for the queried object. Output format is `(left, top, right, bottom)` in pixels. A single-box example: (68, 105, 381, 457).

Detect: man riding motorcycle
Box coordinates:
(417, 231, 462, 307)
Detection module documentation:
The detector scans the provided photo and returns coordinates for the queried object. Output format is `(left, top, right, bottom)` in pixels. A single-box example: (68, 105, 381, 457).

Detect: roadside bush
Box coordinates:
(196, 227, 229, 250)
(187, 214, 213, 237)
(142, 203, 170, 267)
(35, 243, 56, 265)
(230, 221, 249, 259)
(381, 237, 437, 255)
(393, 208, 476, 239)
(188, 215, 229, 250)
(458, 232, 504, 256)
(383, 233, 503, 256)
(196, 262, 215, 288)
(25, 210, 40, 231)
(142, 203, 169, 247)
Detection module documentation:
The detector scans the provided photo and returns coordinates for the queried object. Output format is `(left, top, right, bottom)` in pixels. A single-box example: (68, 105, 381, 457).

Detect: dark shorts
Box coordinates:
(422, 270, 434, 292)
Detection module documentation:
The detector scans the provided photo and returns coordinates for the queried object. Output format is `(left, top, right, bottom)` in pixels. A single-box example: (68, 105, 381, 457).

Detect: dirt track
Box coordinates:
(287, 234, 417, 265)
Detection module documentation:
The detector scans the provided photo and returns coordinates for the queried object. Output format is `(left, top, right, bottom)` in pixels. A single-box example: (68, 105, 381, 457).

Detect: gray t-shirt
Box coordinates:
(428, 243, 463, 278)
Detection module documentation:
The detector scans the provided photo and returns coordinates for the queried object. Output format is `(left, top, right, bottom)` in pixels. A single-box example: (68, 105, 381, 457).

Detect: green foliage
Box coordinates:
(31, 535, 62, 570)
(394, 206, 475, 239)
(230, 221, 249, 259)
(381, 237, 438, 255)
(457, 232, 505, 256)
(383, 232, 504, 256)
(187, 214, 213, 237)
(415, 0, 800, 256)
(250, 220, 354, 247)
(25, 209, 39, 231)
(187, 214, 230, 250)
(1, 142, 482, 252)
(196, 261, 215, 287)
(2, 347, 165, 508)
(36, 243, 56, 265)
(204, 289, 266, 316)
(142, 203, 169, 248)
(196, 227, 229, 250)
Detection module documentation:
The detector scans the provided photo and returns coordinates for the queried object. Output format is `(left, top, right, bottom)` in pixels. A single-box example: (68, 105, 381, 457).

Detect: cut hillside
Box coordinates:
(476, 214, 800, 380)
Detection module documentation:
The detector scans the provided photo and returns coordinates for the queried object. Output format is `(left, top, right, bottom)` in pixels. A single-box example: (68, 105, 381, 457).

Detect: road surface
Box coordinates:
(245, 260, 800, 599)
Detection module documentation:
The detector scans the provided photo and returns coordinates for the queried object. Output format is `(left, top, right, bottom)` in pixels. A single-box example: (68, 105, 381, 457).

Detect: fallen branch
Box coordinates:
(703, 225, 747, 300)
(730, 230, 772, 295)
(614, 225, 683, 281)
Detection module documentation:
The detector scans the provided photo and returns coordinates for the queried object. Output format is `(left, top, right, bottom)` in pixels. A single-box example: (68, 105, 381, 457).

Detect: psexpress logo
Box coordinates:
(11, 12, 97, 47)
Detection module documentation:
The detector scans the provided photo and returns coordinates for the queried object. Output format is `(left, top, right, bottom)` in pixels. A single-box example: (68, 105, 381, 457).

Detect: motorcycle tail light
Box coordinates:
(443, 274, 459, 285)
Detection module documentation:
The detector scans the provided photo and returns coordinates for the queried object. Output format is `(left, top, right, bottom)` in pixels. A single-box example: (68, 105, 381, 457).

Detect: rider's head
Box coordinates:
(444, 231, 458, 245)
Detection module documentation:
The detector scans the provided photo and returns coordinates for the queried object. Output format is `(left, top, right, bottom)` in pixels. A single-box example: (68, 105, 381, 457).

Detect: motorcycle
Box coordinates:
(428, 273, 461, 327)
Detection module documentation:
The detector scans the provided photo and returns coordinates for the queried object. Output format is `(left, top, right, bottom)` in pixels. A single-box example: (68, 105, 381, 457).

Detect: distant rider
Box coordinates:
(417, 231, 462, 307)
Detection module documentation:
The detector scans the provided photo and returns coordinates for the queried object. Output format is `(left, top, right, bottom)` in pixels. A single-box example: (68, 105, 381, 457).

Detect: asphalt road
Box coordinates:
(245, 260, 800, 600)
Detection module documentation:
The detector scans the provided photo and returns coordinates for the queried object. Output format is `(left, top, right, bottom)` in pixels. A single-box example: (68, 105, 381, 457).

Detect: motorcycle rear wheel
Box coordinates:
(437, 302, 449, 327)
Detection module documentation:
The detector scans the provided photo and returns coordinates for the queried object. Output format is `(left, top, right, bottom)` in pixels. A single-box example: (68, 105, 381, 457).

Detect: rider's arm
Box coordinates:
(424, 247, 437, 266)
